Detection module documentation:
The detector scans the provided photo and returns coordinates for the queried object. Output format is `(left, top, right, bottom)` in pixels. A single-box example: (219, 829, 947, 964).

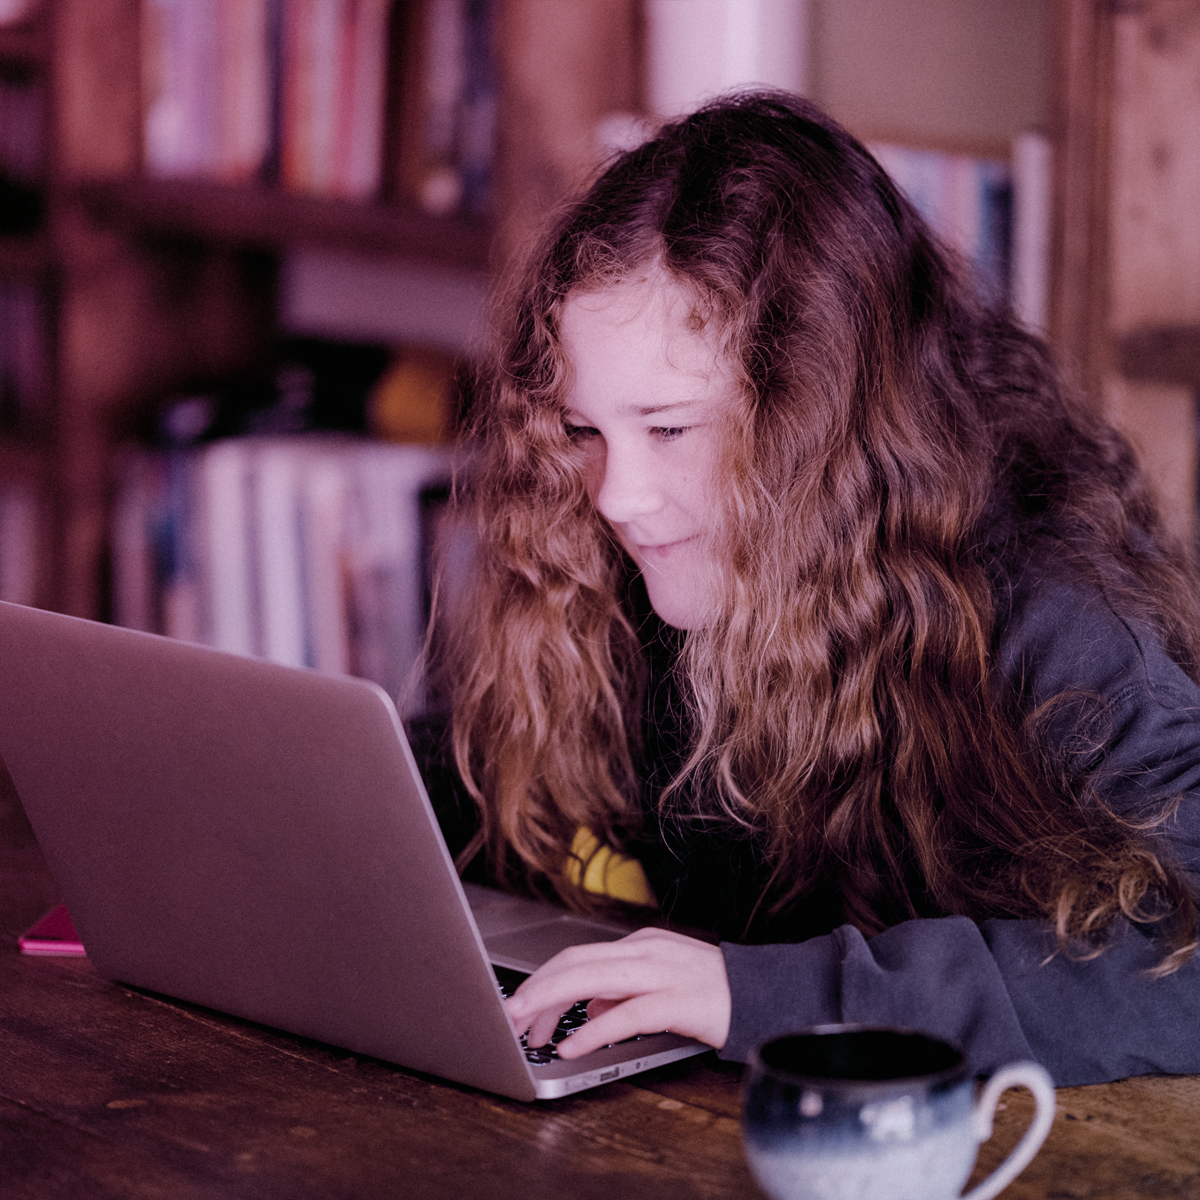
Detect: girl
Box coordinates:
(422, 92, 1200, 1086)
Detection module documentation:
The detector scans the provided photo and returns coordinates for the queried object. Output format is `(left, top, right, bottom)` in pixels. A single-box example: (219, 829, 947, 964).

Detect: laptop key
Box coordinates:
(492, 964, 594, 1065)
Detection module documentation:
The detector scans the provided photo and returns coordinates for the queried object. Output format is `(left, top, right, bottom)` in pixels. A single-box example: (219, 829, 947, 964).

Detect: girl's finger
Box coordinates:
(552, 994, 669, 1059)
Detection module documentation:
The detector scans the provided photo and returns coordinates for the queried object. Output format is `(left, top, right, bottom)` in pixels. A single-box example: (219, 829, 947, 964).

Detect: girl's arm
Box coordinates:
(720, 911, 1200, 1087)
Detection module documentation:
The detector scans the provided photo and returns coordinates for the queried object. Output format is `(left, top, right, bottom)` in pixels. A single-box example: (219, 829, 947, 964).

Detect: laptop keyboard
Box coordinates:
(492, 964, 591, 1064)
(492, 963, 657, 1067)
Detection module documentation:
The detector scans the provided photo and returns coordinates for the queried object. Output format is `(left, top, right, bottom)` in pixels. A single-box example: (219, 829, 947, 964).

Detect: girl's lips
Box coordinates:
(636, 536, 695, 556)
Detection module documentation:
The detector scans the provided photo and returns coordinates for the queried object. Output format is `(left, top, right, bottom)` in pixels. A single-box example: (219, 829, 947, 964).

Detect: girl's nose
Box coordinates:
(593, 443, 662, 526)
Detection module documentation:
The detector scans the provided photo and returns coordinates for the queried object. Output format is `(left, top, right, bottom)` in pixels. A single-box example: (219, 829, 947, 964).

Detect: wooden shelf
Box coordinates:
(73, 178, 493, 274)
(1116, 326, 1200, 387)
(0, 25, 47, 66)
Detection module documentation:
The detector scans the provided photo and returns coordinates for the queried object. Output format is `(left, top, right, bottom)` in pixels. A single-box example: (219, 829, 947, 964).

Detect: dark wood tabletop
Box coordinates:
(2, 780, 1199, 1200)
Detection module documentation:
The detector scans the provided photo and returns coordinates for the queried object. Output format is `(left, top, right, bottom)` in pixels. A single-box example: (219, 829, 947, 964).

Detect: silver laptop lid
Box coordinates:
(0, 602, 539, 1100)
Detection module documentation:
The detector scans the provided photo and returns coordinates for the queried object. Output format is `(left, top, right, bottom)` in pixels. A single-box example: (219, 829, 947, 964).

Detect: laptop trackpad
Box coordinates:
(484, 917, 627, 973)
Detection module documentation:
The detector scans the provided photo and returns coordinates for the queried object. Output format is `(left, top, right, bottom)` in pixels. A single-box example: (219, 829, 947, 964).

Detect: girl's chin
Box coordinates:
(643, 580, 713, 631)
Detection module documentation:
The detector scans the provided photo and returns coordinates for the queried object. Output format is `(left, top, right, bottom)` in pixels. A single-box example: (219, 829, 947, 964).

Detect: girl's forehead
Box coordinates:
(560, 272, 728, 379)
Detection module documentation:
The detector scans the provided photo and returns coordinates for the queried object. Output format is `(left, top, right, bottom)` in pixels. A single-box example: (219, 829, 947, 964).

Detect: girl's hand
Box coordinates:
(504, 927, 731, 1059)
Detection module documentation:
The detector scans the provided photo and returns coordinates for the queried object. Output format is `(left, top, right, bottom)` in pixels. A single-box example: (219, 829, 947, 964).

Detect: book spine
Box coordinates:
(216, 0, 272, 182)
(417, 0, 466, 214)
(0, 70, 44, 184)
(976, 159, 1014, 310)
(0, 482, 38, 607)
(301, 451, 352, 674)
(196, 440, 259, 656)
(112, 452, 162, 634)
(143, 0, 221, 177)
(350, 443, 451, 710)
(1012, 130, 1052, 333)
(251, 440, 310, 667)
(142, 0, 185, 175)
(458, 0, 496, 217)
(336, 0, 389, 200)
(941, 152, 980, 265)
(263, 0, 285, 183)
(0, 278, 47, 434)
(311, 0, 345, 194)
(279, 0, 313, 191)
(162, 451, 201, 644)
(281, 0, 346, 195)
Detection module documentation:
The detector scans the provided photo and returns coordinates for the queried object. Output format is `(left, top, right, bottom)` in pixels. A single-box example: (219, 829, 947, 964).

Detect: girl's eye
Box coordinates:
(654, 426, 689, 441)
(564, 423, 600, 443)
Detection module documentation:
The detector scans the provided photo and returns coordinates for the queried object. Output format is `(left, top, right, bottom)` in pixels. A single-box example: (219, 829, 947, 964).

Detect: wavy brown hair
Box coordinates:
(444, 91, 1199, 969)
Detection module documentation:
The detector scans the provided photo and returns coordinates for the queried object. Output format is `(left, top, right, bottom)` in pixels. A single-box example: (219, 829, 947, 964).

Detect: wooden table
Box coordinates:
(2, 784, 1199, 1199)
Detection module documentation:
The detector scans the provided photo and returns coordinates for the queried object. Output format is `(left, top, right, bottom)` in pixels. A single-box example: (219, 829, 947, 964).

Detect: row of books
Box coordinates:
(143, 0, 391, 200)
(113, 435, 455, 714)
(0, 277, 47, 433)
(141, 0, 497, 215)
(870, 143, 1013, 309)
(868, 134, 1053, 333)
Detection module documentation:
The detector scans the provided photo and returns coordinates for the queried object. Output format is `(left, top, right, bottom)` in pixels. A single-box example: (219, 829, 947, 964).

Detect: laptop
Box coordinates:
(0, 601, 706, 1101)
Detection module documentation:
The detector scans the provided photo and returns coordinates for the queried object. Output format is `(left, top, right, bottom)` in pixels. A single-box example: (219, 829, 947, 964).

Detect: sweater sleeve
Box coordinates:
(719, 567, 1200, 1086)
(720, 912, 1200, 1086)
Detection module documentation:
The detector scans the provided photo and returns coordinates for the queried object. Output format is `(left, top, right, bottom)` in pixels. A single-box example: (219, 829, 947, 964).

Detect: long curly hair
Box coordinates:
(444, 91, 1199, 969)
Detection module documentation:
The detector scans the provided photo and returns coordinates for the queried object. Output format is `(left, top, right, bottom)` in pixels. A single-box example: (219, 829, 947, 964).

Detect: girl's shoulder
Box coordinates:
(984, 530, 1200, 819)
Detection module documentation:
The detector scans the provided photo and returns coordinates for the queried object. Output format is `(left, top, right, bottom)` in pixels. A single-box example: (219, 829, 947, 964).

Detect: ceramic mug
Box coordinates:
(743, 1026, 1055, 1200)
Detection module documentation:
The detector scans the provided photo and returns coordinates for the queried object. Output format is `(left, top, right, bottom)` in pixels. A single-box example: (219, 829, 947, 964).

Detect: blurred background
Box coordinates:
(0, 0, 1195, 711)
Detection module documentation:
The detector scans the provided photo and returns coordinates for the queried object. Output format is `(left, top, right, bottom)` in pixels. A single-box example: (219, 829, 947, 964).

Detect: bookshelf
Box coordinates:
(0, 0, 636, 621)
(8, 0, 1193, 625)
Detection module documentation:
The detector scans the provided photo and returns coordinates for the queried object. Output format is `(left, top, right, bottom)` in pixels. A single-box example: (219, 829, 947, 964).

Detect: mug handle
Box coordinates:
(961, 1061, 1056, 1200)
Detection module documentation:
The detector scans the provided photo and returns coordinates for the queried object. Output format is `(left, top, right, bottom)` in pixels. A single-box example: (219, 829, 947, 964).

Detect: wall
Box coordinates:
(809, 0, 1049, 153)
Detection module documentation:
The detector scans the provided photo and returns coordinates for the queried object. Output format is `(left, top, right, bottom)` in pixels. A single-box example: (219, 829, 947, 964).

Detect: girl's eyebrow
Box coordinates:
(633, 402, 695, 417)
(563, 400, 700, 421)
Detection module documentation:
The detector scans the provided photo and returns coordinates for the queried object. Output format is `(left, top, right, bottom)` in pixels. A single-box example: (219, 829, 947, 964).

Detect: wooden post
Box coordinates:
(1051, 0, 1200, 553)
(1105, 1, 1200, 552)
(492, 0, 642, 277)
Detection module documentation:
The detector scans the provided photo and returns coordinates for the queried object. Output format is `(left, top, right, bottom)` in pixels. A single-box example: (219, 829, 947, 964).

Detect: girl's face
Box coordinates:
(559, 271, 736, 630)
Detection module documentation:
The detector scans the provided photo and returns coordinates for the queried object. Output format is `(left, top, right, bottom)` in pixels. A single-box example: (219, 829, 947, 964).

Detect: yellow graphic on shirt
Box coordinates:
(565, 827, 657, 907)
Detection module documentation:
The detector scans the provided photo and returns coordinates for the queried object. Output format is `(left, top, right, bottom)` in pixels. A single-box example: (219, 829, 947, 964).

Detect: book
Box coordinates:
(1011, 130, 1053, 335)
(414, 0, 496, 217)
(0, 69, 44, 185)
(195, 439, 258, 656)
(0, 277, 48, 432)
(0, 482, 38, 606)
(19, 904, 86, 956)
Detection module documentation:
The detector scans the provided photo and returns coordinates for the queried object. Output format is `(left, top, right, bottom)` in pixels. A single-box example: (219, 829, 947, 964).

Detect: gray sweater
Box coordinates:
(718, 564, 1200, 1085)
(414, 553, 1200, 1087)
